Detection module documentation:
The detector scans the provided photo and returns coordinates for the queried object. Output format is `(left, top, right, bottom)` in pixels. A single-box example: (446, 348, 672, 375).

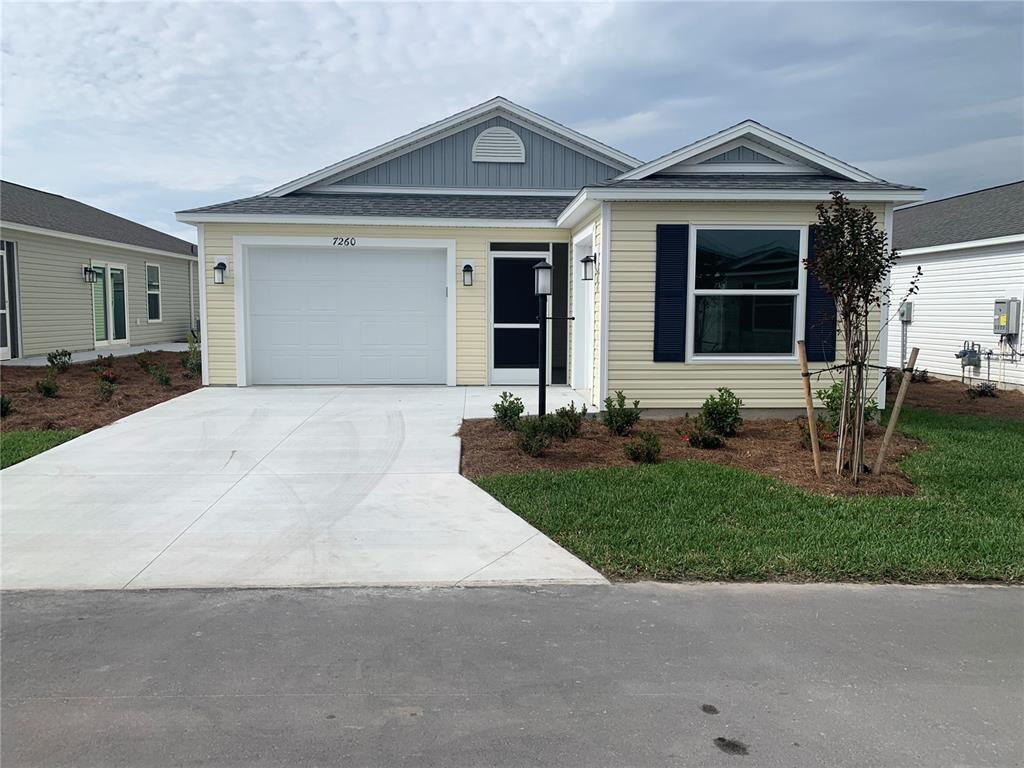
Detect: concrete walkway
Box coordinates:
(1, 386, 603, 589)
(2, 584, 1019, 767)
(3, 342, 188, 367)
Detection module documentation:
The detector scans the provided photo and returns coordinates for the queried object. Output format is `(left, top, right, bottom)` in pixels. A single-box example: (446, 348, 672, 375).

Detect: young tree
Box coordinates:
(808, 192, 919, 482)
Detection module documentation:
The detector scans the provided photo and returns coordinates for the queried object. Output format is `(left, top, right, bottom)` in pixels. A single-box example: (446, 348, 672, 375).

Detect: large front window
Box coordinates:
(690, 227, 803, 357)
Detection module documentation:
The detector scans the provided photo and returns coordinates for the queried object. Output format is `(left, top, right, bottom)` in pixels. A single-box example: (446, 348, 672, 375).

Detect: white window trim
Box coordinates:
(231, 235, 457, 387)
(90, 261, 131, 347)
(686, 225, 807, 363)
(145, 263, 162, 323)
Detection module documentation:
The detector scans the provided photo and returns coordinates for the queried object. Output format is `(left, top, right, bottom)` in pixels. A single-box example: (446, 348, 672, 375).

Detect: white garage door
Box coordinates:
(246, 246, 447, 385)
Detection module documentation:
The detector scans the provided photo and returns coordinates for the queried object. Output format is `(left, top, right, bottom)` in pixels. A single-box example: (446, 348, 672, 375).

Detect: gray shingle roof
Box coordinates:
(179, 193, 575, 220)
(1, 180, 195, 256)
(593, 174, 922, 192)
(894, 181, 1024, 250)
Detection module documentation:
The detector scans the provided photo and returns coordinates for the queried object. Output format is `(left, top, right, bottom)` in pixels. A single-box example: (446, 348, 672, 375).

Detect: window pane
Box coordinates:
(147, 265, 160, 290)
(694, 295, 795, 355)
(695, 229, 800, 289)
(493, 257, 541, 324)
(148, 293, 161, 321)
(494, 328, 538, 368)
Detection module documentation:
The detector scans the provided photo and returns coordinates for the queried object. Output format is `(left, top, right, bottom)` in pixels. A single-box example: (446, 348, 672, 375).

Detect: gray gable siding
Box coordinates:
(700, 146, 780, 164)
(334, 117, 624, 190)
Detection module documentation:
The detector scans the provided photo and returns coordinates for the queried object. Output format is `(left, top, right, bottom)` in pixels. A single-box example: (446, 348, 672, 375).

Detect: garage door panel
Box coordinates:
(246, 247, 447, 385)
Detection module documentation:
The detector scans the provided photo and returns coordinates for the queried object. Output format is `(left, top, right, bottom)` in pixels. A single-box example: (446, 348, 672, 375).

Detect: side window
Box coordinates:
(146, 264, 161, 321)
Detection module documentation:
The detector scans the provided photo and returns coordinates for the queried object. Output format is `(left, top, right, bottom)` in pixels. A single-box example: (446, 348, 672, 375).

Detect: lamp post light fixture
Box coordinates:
(533, 260, 552, 416)
(82, 265, 97, 284)
(580, 253, 596, 282)
(462, 263, 474, 287)
(213, 261, 228, 285)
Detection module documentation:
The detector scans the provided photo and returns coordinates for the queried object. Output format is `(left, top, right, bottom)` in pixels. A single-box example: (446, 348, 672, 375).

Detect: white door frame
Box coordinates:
(231, 235, 457, 387)
(571, 227, 595, 392)
(91, 261, 130, 347)
(488, 249, 553, 385)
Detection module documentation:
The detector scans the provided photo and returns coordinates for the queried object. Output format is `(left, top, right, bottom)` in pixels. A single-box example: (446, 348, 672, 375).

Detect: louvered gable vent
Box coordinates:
(472, 127, 526, 163)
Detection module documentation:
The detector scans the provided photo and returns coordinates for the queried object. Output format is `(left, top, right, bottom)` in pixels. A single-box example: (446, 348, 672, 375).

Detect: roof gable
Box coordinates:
(266, 97, 641, 197)
(616, 120, 883, 183)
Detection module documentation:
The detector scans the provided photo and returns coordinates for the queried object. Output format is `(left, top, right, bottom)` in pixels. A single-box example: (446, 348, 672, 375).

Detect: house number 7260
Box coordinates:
(332, 237, 357, 246)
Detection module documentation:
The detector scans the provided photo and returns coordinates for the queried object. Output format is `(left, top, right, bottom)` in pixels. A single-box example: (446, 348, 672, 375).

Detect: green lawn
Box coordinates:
(1, 430, 82, 469)
(476, 408, 1024, 583)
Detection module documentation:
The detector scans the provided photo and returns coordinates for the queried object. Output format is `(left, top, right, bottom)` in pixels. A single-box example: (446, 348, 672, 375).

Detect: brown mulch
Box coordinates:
(460, 416, 924, 497)
(887, 375, 1024, 421)
(0, 352, 201, 433)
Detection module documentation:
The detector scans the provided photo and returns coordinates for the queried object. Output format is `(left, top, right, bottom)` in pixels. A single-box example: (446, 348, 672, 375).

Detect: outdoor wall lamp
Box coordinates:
(213, 261, 228, 285)
(82, 265, 97, 284)
(462, 263, 474, 287)
(580, 253, 596, 282)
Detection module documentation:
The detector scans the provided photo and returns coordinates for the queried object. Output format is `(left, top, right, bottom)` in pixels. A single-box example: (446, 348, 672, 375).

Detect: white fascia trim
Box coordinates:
(897, 233, 1024, 257)
(556, 187, 923, 229)
(176, 213, 561, 228)
(598, 201, 611, 409)
(230, 235, 457, 388)
(264, 97, 640, 197)
(0, 220, 197, 261)
(616, 120, 883, 183)
(196, 224, 210, 385)
(588, 189, 924, 203)
(879, 203, 893, 399)
(308, 184, 580, 197)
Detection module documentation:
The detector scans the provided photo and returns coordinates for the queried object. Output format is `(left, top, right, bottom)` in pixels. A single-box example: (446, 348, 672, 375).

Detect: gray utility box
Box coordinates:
(993, 298, 1021, 335)
(899, 302, 913, 323)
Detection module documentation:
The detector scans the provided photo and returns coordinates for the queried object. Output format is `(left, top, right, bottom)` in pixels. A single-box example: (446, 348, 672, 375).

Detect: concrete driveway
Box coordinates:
(1, 386, 604, 589)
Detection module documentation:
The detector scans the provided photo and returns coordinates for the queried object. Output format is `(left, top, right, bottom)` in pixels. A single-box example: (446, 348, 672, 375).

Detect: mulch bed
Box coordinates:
(460, 416, 924, 497)
(888, 375, 1024, 421)
(1, 352, 201, 433)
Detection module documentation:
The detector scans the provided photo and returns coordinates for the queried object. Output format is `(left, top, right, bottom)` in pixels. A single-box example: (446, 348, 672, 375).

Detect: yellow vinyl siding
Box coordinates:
(606, 201, 885, 409)
(200, 223, 568, 386)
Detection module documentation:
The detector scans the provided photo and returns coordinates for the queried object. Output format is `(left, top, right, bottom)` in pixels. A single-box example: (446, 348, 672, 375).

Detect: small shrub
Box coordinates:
(601, 390, 642, 436)
(46, 349, 72, 372)
(94, 353, 115, 368)
(910, 368, 930, 383)
(816, 381, 877, 432)
(966, 381, 998, 399)
(684, 417, 723, 450)
(547, 402, 588, 441)
(150, 362, 172, 387)
(137, 351, 156, 372)
(493, 391, 525, 430)
(35, 370, 59, 398)
(97, 379, 117, 402)
(699, 387, 743, 437)
(515, 417, 550, 457)
(886, 367, 903, 390)
(624, 431, 661, 464)
(1, 394, 12, 417)
(97, 368, 118, 384)
(799, 415, 832, 451)
(181, 332, 202, 379)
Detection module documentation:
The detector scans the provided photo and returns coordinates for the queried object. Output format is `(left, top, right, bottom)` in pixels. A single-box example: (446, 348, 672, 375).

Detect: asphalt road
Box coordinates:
(2, 584, 1021, 767)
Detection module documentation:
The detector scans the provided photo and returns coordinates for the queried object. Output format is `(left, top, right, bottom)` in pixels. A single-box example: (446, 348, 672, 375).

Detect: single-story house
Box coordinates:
(176, 97, 922, 410)
(1, 181, 199, 362)
(887, 181, 1023, 389)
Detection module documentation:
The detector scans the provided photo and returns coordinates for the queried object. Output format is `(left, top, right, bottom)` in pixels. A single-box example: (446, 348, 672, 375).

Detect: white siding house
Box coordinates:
(887, 182, 1024, 389)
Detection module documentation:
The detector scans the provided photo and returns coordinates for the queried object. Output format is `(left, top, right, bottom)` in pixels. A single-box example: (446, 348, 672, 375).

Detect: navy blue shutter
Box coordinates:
(804, 225, 836, 362)
(653, 225, 689, 362)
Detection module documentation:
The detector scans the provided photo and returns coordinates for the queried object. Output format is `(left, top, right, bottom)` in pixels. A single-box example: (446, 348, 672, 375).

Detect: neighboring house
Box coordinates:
(176, 97, 922, 410)
(887, 181, 1024, 389)
(0, 181, 199, 362)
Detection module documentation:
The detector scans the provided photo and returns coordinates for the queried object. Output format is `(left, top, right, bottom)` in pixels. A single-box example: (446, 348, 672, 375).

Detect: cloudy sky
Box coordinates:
(2, 1, 1021, 243)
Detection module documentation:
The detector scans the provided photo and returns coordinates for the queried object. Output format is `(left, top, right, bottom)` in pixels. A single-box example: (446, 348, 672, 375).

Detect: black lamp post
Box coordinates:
(533, 260, 552, 416)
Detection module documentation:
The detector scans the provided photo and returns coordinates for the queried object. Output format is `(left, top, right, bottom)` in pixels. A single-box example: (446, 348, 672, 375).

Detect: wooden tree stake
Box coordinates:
(797, 340, 822, 479)
(873, 347, 919, 475)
